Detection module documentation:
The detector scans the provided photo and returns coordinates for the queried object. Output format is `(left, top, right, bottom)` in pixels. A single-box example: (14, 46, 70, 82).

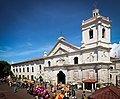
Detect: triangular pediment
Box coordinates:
(53, 47, 68, 55)
(47, 38, 80, 56)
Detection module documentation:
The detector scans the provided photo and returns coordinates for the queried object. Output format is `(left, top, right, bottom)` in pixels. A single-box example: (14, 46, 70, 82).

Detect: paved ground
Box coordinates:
(0, 83, 33, 99)
(0, 83, 91, 99)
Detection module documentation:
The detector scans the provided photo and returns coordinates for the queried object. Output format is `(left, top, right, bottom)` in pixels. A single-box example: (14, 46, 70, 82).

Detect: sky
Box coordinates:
(0, 0, 120, 64)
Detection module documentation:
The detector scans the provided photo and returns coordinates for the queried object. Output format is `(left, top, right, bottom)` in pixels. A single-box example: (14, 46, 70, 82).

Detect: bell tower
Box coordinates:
(81, 8, 111, 49)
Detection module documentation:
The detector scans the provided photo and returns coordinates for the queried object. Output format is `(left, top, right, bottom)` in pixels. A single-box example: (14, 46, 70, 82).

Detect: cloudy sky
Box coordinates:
(0, 0, 120, 63)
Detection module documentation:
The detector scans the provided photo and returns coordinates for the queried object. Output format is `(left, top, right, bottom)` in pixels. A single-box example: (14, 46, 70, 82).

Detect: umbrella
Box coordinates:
(26, 80, 31, 83)
(9, 79, 13, 82)
(61, 87, 69, 91)
(55, 93, 64, 99)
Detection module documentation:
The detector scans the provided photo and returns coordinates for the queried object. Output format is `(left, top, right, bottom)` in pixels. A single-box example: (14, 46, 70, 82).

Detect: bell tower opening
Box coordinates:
(93, 8, 99, 17)
(57, 71, 66, 84)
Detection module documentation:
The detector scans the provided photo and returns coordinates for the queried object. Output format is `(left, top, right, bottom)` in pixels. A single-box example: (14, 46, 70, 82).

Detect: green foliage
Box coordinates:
(0, 61, 11, 78)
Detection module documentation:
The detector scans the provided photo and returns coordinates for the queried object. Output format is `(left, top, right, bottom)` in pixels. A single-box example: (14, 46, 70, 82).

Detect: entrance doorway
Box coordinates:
(57, 71, 66, 84)
(85, 83, 94, 90)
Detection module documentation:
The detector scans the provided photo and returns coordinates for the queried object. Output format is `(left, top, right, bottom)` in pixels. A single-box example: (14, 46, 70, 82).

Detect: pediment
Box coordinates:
(47, 39, 80, 56)
(53, 47, 68, 55)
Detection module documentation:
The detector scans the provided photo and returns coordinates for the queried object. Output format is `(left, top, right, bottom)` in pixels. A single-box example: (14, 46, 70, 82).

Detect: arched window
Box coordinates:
(48, 61, 51, 67)
(39, 65, 41, 70)
(102, 28, 105, 38)
(110, 66, 113, 70)
(74, 57, 78, 64)
(27, 67, 29, 72)
(16, 68, 18, 72)
(23, 68, 25, 72)
(19, 68, 21, 72)
(13, 69, 15, 72)
(110, 74, 112, 79)
(89, 29, 93, 39)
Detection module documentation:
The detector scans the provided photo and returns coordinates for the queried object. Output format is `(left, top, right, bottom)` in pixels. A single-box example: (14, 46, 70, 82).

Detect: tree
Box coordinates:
(0, 61, 12, 78)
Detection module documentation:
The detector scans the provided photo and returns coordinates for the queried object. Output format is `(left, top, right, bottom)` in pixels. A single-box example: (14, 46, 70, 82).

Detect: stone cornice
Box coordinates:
(44, 62, 112, 71)
(81, 15, 111, 28)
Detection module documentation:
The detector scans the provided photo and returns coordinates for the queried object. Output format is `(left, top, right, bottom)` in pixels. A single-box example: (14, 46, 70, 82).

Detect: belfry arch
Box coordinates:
(57, 71, 66, 84)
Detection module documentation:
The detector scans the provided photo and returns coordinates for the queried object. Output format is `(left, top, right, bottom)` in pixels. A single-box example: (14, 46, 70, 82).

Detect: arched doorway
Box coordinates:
(57, 71, 66, 84)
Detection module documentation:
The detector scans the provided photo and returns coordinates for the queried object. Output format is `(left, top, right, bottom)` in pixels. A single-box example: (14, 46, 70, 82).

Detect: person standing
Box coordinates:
(13, 85, 17, 93)
(71, 89, 76, 99)
(64, 91, 69, 99)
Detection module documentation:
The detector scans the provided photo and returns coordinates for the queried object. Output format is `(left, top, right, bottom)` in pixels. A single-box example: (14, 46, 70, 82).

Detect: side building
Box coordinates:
(11, 8, 120, 90)
(11, 57, 44, 80)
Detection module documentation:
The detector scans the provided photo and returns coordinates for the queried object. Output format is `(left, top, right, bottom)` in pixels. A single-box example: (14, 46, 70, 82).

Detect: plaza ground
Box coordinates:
(0, 83, 92, 99)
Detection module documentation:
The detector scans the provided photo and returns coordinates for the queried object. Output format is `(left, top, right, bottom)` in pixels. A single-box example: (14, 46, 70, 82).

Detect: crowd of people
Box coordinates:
(0, 78, 87, 99)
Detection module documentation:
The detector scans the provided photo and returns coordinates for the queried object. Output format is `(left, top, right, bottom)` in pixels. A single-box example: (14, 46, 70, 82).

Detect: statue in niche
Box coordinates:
(87, 53, 94, 62)
(101, 51, 107, 61)
(56, 58, 65, 66)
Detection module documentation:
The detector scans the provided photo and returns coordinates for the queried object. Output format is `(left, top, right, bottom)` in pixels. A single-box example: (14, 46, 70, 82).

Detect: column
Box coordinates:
(92, 83, 94, 92)
(56, 76, 57, 85)
(83, 83, 85, 91)
(65, 73, 67, 84)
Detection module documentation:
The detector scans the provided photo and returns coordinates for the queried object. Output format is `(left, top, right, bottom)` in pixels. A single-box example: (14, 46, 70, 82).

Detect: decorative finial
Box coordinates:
(93, 1, 98, 9)
(92, 1, 99, 17)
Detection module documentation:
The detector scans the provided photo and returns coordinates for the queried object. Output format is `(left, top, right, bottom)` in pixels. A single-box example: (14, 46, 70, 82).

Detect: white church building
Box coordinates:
(11, 8, 120, 90)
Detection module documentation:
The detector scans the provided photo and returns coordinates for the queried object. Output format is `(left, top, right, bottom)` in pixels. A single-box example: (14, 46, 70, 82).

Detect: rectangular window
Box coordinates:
(89, 29, 93, 39)
(102, 28, 105, 38)
(32, 67, 34, 72)
(27, 67, 29, 72)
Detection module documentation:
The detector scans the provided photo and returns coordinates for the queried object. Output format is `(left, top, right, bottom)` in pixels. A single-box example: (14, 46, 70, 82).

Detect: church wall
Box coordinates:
(116, 62, 120, 69)
(109, 72, 116, 85)
(44, 70, 68, 84)
(44, 51, 82, 67)
(98, 49, 111, 62)
(44, 69, 83, 84)
(109, 62, 120, 85)
(43, 70, 53, 82)
(110, 69, 120, 85)
(68, 53, 81, 64)
(98, 69, 109, 84)
(67, 70, 74, 82)
(82, 69, 96, 81)
(82, 51, 96, 63)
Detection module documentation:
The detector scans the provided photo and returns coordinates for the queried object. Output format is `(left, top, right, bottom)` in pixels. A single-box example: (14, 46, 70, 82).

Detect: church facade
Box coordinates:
(11, 9, 120, 90)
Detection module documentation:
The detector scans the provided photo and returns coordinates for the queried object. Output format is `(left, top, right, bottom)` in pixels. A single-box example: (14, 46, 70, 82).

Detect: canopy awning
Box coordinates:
(82, 79, 96, 83)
